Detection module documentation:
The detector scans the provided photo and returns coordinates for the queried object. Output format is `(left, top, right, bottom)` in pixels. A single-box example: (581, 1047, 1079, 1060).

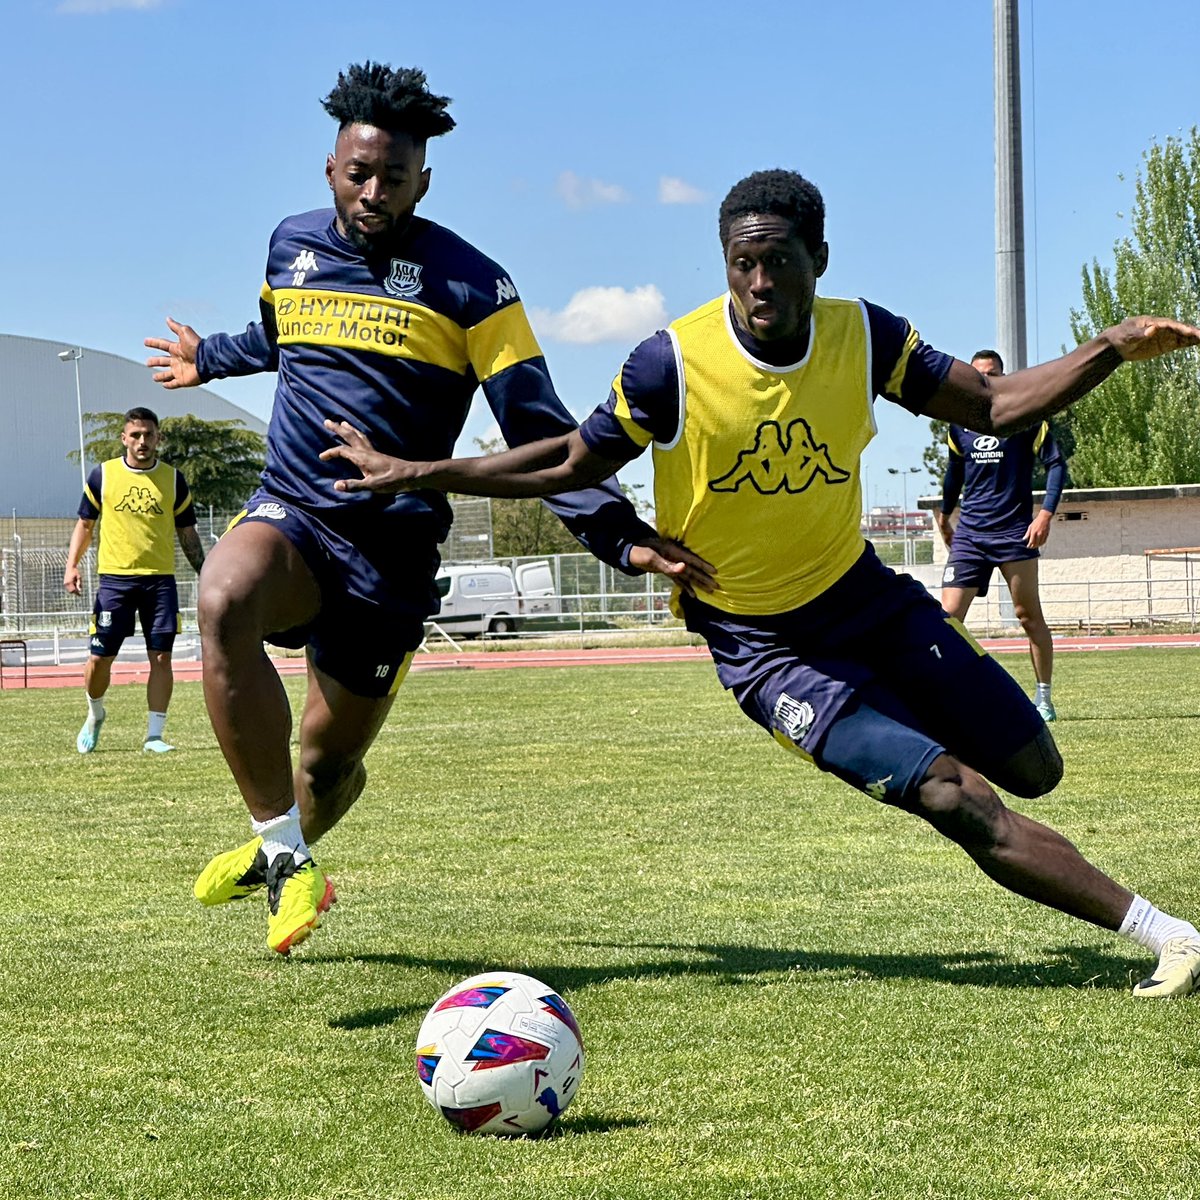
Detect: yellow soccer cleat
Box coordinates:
(266, 855, 336, 955)
(193, 836, 268, 906)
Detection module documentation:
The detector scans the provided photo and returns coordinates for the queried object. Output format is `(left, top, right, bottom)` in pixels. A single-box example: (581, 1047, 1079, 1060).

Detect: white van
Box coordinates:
(431, 560, 559, 637)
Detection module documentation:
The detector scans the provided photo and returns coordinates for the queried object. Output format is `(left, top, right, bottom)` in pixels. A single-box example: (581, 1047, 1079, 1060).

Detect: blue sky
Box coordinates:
(5, 0, 1195, 509)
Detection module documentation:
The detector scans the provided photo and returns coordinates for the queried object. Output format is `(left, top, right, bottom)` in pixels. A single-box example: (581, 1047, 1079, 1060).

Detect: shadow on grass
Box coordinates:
(326, 940, 1144, 1030)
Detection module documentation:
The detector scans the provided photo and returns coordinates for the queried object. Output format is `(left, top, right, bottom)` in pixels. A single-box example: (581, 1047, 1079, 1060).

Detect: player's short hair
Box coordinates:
(718, 170, 825, 253)
(971, 349, 1004, 371)
(322, 62, 455, 142)
(123, 407, 159, 427)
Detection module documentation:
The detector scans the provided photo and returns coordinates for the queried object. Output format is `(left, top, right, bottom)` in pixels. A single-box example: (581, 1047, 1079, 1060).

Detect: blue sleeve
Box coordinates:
(174, 471, 198, 528)
(482, 358, 658, 574)
(863, 300, 954, 414)
(1039, 426, 1066, 512)
(579, 332, 679, 459)
(195, 286, 280, 381)
(78, 464, 103, 520)
(941, 429, 965, 514)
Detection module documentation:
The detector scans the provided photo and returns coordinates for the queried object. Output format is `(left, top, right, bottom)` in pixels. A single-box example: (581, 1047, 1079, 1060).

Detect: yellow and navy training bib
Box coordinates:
(80, 457, 194, 576)
(653, 296, 875, 614)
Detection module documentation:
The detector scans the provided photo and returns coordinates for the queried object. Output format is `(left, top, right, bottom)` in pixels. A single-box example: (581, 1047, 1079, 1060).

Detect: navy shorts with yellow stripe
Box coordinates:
(682, 546, 1045, 806)
(90, 574, 180, 656)
(231, 489, 431, 699)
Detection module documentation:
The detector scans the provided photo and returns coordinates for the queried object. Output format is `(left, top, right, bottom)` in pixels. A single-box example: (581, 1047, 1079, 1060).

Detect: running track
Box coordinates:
(4, 633, 1200, 691)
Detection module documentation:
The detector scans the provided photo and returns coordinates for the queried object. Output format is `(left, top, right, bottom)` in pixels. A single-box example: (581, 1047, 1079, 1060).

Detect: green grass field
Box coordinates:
(3, 650, 1199, 1199)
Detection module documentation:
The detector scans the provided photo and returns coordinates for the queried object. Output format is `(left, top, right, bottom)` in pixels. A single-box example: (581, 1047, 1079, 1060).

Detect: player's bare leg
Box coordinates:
(77, 653, 115, 753)
(907, 752, 1200, 995)
(1002, 558, 1055, 719)
(195, 521, 334, 951)
(293, 659, 396, 844)
(939, 584, 978, 623)
(911, 753, 1131, 927)
(143, 649, 175, 752)
(198, 521, 320, 821)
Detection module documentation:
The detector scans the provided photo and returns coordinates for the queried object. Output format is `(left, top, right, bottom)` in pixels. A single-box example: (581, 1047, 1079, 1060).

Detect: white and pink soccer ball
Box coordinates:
(415, 971, 585, 1135)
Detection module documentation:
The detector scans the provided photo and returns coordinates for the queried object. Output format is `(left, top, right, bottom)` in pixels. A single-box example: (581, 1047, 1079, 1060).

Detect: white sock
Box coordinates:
(147, 711, 168, 740)
(1035, 682, 1052, 705)
(1118, 895, 1199, 954)
(251, 804, 311, 866)
(86, 695, 105, 723)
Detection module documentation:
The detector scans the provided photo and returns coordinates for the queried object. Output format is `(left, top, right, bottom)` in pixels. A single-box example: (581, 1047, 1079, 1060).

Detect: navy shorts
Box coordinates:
(943, 530, 1037, 597)
(683, 546, 1045, 805)
(90, 575, 180, 656)
(230, 490, 431, 699)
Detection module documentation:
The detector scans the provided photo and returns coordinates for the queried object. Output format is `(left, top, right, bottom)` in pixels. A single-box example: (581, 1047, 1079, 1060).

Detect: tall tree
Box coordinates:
(77, 412, 266, 510)
(1066, 129, 1200, 486)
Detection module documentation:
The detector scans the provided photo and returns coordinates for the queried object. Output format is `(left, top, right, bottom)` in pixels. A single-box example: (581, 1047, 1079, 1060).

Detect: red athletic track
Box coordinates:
(3, 633, 1199, 691)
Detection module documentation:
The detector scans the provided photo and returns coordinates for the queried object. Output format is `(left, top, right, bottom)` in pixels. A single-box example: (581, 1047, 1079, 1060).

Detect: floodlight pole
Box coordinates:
(58, 347, 87, 492)
(888, 467, 921, 566)
(995, 0, 1028, 371)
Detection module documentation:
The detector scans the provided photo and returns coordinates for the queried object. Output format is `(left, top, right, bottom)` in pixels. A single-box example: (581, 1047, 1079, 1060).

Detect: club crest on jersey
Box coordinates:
(709, 418, 850, 495)
(98, 611, 113, 629)
(774, 692, 815, 742)
(383, 259, 423, 299)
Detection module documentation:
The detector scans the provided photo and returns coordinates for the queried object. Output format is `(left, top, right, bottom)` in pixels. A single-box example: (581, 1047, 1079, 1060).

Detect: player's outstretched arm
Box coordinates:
(144, 317, 203, 389)
(320, 421, 619, 498)
(922, 316, 1200, 436)
(320, 420, 718, 595)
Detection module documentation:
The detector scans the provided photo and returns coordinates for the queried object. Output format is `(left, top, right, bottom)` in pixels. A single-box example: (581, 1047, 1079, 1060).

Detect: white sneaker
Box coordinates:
(1035, 700, 1056, 723)
(143, 737, 175, 754)
(1132, 936, 1200, 998)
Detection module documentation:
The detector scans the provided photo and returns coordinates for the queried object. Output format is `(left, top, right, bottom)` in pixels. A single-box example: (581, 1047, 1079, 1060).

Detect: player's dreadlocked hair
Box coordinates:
(322, 62, 455, 141)
(718, 170, 825, 253)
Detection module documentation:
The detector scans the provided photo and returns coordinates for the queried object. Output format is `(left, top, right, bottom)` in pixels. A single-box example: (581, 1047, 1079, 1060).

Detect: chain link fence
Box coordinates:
(7, 509, 1200, 643)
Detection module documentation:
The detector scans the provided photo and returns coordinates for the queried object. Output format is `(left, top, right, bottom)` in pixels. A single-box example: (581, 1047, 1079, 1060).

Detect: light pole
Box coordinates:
(57, 347, 87, 493)
(887, 466, 921, 566)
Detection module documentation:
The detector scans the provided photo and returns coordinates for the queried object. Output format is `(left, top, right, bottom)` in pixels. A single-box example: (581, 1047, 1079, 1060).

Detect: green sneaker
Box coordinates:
(1132, 936, 1200, 999)
(1035, 700, 1057, 723)
(266, 855, 336, 955)
(193, 837, 268, 906)
(76, 713, 105, 754)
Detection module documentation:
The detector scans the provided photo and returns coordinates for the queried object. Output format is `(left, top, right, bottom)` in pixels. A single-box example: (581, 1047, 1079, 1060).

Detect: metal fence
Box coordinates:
(6, 511, 1200, 643)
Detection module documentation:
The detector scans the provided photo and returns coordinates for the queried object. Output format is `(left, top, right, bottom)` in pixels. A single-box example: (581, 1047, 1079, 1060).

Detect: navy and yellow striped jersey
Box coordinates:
(942, 423, 1066, 538)
(195, 209, 654, 568)
(579, 295, 952, 615)
(78, 457, 196, 576)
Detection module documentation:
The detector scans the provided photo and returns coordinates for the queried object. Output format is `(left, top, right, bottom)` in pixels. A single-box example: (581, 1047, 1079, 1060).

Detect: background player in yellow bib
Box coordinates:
(322, 170, 1200, 999)
(63, 407, 206, 754)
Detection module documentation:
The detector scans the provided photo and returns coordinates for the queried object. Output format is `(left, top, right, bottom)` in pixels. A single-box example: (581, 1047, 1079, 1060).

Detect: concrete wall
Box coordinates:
(915, 486, 1200, 631)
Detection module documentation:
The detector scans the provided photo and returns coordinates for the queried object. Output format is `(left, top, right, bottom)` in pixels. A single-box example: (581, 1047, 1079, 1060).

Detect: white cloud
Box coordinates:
(555, 170, 631, 210)
(57, 0, 163, 12)
(530, 285, 668, 345)
(658, 175, 706, 205)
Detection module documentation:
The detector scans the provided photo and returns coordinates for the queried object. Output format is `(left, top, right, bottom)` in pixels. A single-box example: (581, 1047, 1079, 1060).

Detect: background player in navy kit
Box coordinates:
(935, 351, 1065, 721)
(322, 170, 1200, 998)
(63, 408, 205, 755)
(143, 63, 706, 955)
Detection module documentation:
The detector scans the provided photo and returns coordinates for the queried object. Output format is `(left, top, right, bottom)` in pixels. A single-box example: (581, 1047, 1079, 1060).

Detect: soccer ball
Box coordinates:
(415, 971, 585, 1135)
